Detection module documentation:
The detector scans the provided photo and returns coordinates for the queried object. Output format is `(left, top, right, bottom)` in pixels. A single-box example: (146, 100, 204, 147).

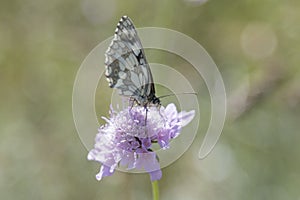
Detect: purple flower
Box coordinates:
(87, 103, 195, 181)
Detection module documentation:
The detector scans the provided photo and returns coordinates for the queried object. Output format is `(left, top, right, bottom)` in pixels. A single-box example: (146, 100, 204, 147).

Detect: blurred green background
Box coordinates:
(1, 0, 300, 199)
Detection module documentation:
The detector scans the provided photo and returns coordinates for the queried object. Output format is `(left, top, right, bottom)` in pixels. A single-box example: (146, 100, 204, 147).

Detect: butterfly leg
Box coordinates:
(129, 97, 137, 112)
(144, 106, 148, 126)
(144, 106, 149, 137)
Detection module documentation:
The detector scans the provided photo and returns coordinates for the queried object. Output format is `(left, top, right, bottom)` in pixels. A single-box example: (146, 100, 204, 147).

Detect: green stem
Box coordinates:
(151, 180, 159, 200)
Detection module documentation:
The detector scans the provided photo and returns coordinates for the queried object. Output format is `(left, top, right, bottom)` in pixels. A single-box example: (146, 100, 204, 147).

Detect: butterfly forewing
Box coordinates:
(105, 16, 159, 106)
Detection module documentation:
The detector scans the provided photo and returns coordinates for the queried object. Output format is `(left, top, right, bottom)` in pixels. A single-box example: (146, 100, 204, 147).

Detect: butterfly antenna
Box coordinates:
(158, 92, 197, 99)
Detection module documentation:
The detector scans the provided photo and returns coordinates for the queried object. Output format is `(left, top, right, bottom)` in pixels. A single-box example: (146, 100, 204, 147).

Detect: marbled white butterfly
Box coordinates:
(104, 16, 160, 108)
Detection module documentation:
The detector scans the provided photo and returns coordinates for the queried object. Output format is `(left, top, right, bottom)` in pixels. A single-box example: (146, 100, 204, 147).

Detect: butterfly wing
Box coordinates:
(104, 16, 155, 104)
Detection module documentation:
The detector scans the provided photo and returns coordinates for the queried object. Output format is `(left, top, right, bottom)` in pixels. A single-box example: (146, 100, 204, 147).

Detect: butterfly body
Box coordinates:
(104, 16, 160, 108)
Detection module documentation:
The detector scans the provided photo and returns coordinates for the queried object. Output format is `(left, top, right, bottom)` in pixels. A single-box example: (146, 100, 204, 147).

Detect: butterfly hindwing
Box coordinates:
(104, 16, 159, 106)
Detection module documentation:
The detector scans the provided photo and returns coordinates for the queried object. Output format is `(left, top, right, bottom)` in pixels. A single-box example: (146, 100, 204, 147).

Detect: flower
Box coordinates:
(87, 103, 195, 181)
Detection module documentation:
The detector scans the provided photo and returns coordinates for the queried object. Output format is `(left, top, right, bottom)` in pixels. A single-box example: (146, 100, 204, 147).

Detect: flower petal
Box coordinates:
(149, 169, 162, 181)
(96, 165, 115, 181)
(164, 103, 177, 119)
(136, 152, 160, 172)
(178, 110, 195, 127)
(157, 130, 170, 149)
(120, 151, 137, 169)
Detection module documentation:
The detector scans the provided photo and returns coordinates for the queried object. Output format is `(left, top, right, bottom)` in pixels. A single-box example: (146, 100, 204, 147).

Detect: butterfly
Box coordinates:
(104, 16, 160, 108)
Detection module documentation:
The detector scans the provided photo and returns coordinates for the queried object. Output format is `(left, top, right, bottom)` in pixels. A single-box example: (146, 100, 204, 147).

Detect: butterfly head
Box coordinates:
(145, 94, 161, 107)
(151, 96, 161, 105)
(135, 93, 160, 108)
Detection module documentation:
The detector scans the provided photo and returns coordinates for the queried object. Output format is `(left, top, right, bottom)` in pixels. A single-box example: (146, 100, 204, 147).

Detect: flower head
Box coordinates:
(87, 103, 195, 181)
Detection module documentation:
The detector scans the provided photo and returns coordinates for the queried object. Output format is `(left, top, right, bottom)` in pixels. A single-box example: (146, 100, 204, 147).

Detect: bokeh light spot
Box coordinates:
(241, 22, 277, 60)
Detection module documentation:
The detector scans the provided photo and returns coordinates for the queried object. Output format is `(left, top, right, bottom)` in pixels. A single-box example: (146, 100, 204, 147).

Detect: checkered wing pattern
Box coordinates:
(104, 16, 156, 105)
